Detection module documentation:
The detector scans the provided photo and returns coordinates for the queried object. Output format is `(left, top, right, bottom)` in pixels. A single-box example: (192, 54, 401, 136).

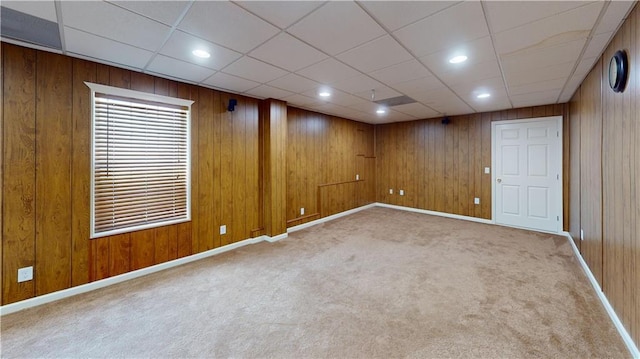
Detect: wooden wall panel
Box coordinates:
(0, 39, 3, 303)
(34, 52, 73, 296)
(568, 2, 639, 347)
(2, 44, 37, 304)
(285, 108, 375, 227)
(263, 100, 287, 236)
(580, 60, 604, 286)
(1, 43, 263, 304)
(568, 89, 581, 249)
(375, 105, 565, 221)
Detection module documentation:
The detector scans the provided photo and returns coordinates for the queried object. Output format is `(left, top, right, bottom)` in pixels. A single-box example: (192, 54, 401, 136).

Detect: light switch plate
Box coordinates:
(220, 225, 227, 235)
(474, 197, 480, 205)
(484, 167, 490, 174)
(399, 190, 404, 196)
(356, 174, 360, 180)
(389, 189, 393, 194)
(300, 207, 305, 215)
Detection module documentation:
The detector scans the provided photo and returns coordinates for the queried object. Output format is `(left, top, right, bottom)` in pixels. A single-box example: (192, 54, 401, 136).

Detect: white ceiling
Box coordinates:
(1, 0, 636, 124)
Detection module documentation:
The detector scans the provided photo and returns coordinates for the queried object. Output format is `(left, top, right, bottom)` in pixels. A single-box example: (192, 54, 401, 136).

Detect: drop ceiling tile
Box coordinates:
(472, 96, 513, 113)
(505, 61, 574, 88)
(393, 1, 489, 57)
(574, 57, 598, 78)
(368, 60, 433, 85)
(147, 55, 216, 83)
(509, 78, 567, 96)
(267, 73, 321, 93)
(500, 39, 586, 73)
(392, 103, 439, 119)
(384, 110, 418, 122)
(331, 75, 383, 94)
(438, 60, 502, 87)
(450, 76, 508, 101)
(108, 1, 190, 26)
(308, 102, 353, 116)
(222, 56, 288, 83)
(485, 1, 592, 34)
(282, 93, 323, 108)
(411, 88, 474, 115)
(594, 1, 636, 35)
(245, 85, 293, 100)
(203, 72, 261, 93)
(392, 76, 443, 96)
(296, 58, 361, 84)
(178, 1, 279, 53)
(493, 2, 602, 55)
(64, 27, 153, 69)
(336, 35, 413, 73)
(61, 1, 170, 51)
(249, 33, 327, 72)
(559, 76, 585, 102)
(300, 89, 366, 107)
(511, 89, 561, 108)
(354, 85, 402, 102)
(288, 1, 385, 55)
(159, 30, 242, 70)
(583, 31, 614, 59)
(1, 0, 57, 21)
(347, 101, 383, 113)
(234, 1, 324, 29)
(419, 36, 497, 75)
(359, 1, 459, 31)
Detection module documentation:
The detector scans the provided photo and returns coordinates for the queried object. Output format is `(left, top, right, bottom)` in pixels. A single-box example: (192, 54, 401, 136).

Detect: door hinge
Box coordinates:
(557, 216, 560, 221)
(557, 174, 559, 180)
(557, 131, 559, 137)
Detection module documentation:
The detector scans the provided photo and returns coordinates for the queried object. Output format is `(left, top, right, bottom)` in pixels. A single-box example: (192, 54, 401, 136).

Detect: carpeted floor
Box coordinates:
(0, 207, 631, 358)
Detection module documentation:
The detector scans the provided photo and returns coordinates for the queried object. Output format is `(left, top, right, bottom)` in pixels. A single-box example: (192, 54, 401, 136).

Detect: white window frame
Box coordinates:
(86, 82, 193, 239)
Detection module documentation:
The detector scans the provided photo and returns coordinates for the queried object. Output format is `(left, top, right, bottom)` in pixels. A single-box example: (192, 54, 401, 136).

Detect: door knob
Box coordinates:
(497, 178, 502, 183)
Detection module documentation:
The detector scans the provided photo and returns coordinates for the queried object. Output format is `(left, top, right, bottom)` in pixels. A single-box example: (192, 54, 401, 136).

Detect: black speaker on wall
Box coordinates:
(441, 116, 451, 125)
(228, 99, 238, 112)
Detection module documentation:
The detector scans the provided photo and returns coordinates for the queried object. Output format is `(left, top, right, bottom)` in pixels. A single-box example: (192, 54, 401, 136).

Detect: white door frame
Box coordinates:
(491, 116, 563, 233)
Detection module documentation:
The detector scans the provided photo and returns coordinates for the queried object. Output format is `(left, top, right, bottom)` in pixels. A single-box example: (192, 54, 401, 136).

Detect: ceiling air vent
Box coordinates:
(373, 95, 416, 107)
(1, 7, 62, 50)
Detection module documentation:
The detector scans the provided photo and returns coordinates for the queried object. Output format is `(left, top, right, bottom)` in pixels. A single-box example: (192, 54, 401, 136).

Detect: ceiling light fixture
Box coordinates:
(449, 55, 468, 64)
(192, 49, 210, 58)
(376, 109, 386, 114)
(477, 93, 491, 99)
(319, 91, 331, 97)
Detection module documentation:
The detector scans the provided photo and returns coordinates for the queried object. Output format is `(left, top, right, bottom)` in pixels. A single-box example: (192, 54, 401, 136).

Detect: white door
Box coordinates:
(493, 117, 562, 233)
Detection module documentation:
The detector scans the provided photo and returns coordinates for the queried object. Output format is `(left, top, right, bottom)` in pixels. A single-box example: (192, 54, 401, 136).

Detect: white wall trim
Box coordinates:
(562, 231, 640, 358)
(264, 233, 288, 242)
(375, 203, 494, 225)
(288, 203, 377, 233)
(0, 236, 265, 316)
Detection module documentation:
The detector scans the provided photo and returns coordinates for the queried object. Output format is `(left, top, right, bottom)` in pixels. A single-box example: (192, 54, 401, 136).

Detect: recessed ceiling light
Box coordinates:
(192, 49, 210, 58)
(376, 109, 386, 114)
(449, 55, 468, 64)
(477, 93, 491, 99)
(319, 91, 331, 97)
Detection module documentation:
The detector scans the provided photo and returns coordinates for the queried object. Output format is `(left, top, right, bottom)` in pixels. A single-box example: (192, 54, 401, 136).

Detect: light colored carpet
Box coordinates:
(0, 207, 630, 358)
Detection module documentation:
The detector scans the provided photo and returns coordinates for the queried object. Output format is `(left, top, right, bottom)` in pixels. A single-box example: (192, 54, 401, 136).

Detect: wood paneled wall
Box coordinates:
(569, 2, 639, 347)
(286, 108, 375, 227)
(262, 99, 287, 236)
(375, 105, 568, 223)
(1, 43, 263, 304)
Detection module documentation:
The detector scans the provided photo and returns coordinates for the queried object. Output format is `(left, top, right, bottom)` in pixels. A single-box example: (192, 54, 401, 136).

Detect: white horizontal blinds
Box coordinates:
(93, 94, 188, 235)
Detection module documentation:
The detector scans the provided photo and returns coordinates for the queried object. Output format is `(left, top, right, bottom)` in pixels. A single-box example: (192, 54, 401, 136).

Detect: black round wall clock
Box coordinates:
(609, 50, 629, 93)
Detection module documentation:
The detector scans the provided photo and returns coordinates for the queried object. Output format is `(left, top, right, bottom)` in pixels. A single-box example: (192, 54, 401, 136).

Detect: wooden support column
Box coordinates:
(261, 99, 287, 237)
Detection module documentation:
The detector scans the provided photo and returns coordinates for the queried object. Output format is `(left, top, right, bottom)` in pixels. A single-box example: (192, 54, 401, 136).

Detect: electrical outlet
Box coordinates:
(581, 229, 584, 241)
(484, 167, 490, 174)
(18, 266, 33, 283)
(220, 225, 227, 235)
(356, 174, 360, 180)
(300, 207, 305, 215)
(389, 189, 393, 194)
(399, 190, 404, 196)
(474, 197, 480, 205)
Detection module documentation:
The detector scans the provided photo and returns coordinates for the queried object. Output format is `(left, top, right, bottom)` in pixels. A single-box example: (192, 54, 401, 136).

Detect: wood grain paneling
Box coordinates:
(568, 2, 639, 347)
(580, 60, 604, 286)
(569, 89, 581, 249)
(1, 43, 263, 304)
(286, 108, 375, 227)
(262, 100, 287, 236)
(374, 105, 565, 221)
(35, 51, 73, 296)
(2, 45, 37, 304)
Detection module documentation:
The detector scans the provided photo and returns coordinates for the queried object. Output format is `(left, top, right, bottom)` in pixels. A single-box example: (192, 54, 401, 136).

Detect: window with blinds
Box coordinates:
(86, 82, 193, 239)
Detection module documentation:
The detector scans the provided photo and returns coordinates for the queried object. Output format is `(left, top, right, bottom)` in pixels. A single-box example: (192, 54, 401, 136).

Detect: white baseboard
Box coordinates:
(374, 202, 494, 225)
(562, 231, 640, 358)
(287, 203, 377, 233)
(0, 235, 268, 316)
